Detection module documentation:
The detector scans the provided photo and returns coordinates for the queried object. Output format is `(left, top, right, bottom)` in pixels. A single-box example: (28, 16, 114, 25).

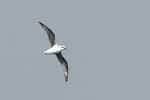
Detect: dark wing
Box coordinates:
(39, 22, 56, 46)
(56, 53, 68, 82)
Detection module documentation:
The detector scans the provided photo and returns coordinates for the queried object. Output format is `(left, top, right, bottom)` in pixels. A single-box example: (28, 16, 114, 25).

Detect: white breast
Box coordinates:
(44, 45, 61, 55)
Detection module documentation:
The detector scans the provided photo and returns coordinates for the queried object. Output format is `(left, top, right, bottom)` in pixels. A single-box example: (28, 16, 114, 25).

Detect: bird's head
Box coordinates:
(60, 45, 66, 51)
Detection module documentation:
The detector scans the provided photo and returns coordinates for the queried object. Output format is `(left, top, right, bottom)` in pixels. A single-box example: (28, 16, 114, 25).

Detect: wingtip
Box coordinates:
(64, 72, 68, 82)
(65, 76, 68, 82)
(39, 22, 45, 28)
(39, 21, 42, 25)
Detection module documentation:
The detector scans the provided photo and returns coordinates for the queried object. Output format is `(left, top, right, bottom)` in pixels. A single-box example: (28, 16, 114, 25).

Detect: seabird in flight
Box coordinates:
(39, 22, 68, 82)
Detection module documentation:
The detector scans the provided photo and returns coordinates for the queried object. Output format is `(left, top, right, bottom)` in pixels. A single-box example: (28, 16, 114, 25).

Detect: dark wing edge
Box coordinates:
(39, 21, 56, 46)
(56, 53, 68, 82)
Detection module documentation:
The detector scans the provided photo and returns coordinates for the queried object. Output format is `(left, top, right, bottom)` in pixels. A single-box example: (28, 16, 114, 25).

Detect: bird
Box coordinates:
(39, 22, 68, 82)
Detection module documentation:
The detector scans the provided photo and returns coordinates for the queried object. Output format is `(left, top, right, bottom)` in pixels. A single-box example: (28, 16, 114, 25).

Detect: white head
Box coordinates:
(59, 45, 66, 51)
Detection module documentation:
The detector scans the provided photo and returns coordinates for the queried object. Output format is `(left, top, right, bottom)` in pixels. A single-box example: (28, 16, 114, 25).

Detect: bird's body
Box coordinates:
(39, 22, 68, 82)
(44, 44, 65, 55)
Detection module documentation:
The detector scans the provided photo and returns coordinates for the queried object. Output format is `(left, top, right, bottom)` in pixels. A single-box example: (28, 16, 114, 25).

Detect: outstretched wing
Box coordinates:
(56, 53, 68, 82)
(39, 22, 56, 46)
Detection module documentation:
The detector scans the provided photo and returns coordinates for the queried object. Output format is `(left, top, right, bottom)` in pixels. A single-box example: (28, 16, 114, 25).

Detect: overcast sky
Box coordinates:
(0, 0, 150, 100)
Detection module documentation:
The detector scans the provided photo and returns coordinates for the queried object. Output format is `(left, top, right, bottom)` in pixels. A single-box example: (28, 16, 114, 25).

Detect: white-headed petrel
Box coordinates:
(39, 22, 68, 82)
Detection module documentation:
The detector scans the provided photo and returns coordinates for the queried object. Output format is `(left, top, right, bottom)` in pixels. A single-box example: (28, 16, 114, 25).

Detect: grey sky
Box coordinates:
(0, 0, 150, 100)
